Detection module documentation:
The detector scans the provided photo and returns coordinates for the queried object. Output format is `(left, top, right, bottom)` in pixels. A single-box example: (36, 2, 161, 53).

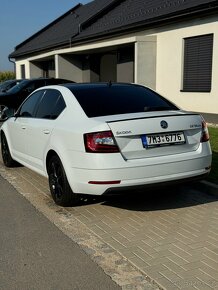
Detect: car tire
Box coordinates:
(1, 133, 16, 167)
(48, 155, 79, 206)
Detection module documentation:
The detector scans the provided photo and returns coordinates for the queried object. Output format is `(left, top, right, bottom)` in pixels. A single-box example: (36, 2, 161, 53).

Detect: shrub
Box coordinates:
(0, 71, 16, 83)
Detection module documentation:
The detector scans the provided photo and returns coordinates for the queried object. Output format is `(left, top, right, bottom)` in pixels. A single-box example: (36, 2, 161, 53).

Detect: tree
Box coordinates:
(0, 71, 16, 83)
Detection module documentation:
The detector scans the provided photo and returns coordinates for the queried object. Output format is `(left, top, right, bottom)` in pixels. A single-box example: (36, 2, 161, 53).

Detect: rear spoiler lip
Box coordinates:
(107, 113, 200, 124)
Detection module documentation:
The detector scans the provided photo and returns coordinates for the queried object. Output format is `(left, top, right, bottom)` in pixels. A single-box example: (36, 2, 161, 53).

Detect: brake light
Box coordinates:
(84, 131, 119, 153)
(201, 120, 209, 142)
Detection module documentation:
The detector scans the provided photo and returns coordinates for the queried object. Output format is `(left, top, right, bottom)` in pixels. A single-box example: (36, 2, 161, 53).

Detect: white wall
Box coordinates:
(55, 55, 83, 82)
(135, 36, 157, 89)
(15, 60, 31, 79)
(29, 62, 43, 78)
(155, 15, 218, 114)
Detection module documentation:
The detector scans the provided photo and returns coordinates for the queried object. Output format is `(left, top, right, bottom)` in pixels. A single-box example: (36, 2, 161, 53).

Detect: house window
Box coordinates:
(182, 34, 213, 92)
(21, 65, 26, 79)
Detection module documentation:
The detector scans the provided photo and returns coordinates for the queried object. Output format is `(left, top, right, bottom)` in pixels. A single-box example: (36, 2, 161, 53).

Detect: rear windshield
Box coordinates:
(69, 84, 178, 117)
(6, 80, 30, 94)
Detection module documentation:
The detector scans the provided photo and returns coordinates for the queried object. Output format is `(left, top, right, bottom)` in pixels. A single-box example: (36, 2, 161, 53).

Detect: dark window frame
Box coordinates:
(21, 65, 26, 79)
(182, 34, 214, 93)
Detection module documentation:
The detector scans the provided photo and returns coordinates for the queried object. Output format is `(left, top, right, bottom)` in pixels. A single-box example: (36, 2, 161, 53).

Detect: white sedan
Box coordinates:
(0, 83, 212, 206)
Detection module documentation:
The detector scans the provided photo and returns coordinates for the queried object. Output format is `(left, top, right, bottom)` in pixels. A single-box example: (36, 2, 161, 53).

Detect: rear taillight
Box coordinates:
(201, 120, 210, 142)
(84, 131, 119, 153)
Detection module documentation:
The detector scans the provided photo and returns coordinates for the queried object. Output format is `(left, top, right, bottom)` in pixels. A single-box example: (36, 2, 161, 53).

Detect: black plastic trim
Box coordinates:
(102, 173, 209, 195)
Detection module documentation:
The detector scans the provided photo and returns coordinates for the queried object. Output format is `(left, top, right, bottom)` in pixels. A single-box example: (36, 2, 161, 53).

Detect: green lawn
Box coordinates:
(208, 127, 218, 184)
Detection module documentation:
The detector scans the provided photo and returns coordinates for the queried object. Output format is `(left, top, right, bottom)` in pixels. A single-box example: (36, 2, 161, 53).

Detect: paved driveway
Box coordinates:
(0, 174, 121, 290)
(0, 158, 218, 290)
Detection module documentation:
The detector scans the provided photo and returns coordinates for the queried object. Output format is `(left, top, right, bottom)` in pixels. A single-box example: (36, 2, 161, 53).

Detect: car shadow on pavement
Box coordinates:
(96, 183, 218, 211)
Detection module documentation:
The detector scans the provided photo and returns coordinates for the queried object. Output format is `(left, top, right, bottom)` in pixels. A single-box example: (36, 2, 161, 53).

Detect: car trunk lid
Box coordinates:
(105, 111, 203, 160)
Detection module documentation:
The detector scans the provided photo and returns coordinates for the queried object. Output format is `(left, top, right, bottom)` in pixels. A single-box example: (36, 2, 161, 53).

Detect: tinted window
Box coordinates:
(50, 96, 66, 119)
(0, 80, 15, 92)
(7, 80, 29, 93)
(35, 89, 66, 119)
(7, 79, 45, 94)
(19, 90, 45, 117)
(69, 84, 178, 117)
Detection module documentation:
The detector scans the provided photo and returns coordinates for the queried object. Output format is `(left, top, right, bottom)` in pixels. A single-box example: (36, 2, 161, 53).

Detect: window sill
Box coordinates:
(180, 90, 211, 93)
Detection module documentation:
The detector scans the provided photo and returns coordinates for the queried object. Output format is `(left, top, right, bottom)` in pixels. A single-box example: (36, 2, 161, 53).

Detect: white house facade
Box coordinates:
(10, 0, 218, 116)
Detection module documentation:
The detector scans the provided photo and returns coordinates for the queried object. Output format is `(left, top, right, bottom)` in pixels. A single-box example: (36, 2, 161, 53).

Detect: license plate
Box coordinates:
(141, 132, 185, 148)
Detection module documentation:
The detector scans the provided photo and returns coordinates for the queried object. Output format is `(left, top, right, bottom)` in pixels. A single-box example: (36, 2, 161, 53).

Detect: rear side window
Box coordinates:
(35, 89, 66, 119)
(19, 90, 45, 117)
(70, 84, 178, 117)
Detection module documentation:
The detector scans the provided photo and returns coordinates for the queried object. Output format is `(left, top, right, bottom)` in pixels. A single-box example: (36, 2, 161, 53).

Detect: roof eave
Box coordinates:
(74, 3, 218, 43)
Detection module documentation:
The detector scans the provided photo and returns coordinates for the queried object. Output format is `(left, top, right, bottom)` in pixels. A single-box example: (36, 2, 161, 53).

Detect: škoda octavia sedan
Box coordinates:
(1, 83, 212, 206)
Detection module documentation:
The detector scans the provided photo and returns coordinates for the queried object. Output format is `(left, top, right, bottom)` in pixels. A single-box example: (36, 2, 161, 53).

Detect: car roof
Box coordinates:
(21, 78, 67, 82)
(61, 82, 139, 90)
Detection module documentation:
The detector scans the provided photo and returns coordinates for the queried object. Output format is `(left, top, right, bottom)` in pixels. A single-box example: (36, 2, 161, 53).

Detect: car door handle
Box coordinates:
(43, 130, 50, 135)
(22, 126, 26, 130)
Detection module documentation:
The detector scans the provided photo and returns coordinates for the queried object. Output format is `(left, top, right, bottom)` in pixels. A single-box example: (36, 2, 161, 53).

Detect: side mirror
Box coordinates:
(0, 106, 15, 121)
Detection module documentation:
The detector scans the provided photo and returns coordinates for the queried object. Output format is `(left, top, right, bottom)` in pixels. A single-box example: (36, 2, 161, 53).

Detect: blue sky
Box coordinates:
(0, 0, 90, 71)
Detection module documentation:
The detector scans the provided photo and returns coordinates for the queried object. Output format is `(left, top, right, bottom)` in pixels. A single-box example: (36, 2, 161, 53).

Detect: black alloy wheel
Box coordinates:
(1, 133, 16, 167)
(48, 155, 79, 206)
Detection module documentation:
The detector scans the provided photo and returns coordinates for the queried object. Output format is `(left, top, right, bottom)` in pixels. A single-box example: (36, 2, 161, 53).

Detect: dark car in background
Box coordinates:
(0, 78, 73, 114)
(0, 79, 24, 93)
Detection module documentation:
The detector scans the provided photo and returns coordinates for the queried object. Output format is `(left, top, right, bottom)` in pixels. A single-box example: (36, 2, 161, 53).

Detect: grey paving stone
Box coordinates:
(0, 156, 218, 290)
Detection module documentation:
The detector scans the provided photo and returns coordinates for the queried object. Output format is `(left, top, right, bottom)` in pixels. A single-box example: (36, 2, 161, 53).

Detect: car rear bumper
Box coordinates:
(67, 155, 211, 195)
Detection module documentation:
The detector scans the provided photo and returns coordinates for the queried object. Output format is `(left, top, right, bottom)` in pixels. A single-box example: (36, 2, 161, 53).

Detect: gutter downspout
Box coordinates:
(8, 56, 16, 75)
(69, 23, 81, 48)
